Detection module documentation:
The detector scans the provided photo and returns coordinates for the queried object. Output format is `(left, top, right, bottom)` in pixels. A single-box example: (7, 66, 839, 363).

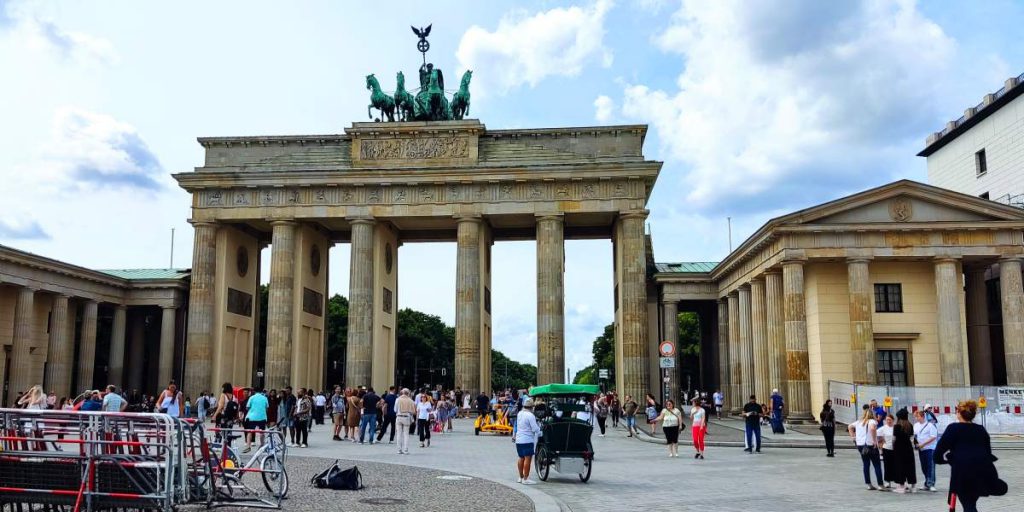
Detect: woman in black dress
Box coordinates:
(890, 408, 917, 493)
(935, 400, 1008, 512)
(819, 400, 836, 457)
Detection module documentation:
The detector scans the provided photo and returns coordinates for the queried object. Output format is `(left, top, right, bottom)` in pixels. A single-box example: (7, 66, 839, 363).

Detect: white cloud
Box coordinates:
(0, 218, 48, 240)
(593, 95, 614, 122)
(456, 0, 614, 96)
(0, 1, 117, 64)
(620, 0, 955, 214)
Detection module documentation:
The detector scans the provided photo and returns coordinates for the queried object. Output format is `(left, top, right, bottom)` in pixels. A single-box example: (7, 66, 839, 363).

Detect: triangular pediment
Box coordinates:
(776, 180, 1024, 226)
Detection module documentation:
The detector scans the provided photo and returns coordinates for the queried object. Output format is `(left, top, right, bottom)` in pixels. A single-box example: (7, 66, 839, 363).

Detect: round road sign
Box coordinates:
(659, 340, 675, 357)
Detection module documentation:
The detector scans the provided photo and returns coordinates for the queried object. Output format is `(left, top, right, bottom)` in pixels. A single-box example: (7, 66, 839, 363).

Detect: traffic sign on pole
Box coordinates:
(659, 341, 676, 357)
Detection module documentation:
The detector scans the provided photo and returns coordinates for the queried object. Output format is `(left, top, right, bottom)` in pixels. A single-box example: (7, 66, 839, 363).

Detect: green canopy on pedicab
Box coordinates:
(527, 383, 600, 396)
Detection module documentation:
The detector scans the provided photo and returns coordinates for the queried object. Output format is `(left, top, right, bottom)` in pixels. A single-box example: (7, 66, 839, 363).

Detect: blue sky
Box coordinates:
(1, 0, 1022, 374)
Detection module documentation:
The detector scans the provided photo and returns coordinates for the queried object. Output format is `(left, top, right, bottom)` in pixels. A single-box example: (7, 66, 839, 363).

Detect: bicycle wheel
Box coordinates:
(261, 454, 289, 498)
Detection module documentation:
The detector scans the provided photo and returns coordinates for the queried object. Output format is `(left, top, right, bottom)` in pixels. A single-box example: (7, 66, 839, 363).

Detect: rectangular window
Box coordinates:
(873, 283, 903, 313)
(975, 149, 987, 176)
(877, 350, 909, 386)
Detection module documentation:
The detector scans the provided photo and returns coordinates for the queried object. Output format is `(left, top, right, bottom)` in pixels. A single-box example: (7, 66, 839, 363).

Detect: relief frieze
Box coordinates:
(358, 137, 470, 161)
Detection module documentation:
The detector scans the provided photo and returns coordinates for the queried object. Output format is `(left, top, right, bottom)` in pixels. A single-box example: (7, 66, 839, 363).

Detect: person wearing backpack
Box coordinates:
(212, 382, 239, 443)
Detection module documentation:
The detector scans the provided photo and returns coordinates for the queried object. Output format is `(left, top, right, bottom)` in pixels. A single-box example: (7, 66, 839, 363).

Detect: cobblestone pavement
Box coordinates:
(290, 419, 1024, 512)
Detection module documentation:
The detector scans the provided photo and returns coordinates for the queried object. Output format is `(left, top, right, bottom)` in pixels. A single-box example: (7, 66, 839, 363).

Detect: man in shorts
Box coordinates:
(713, 390, 724, 419)
(622, 395, 638, 437)
(243, 389, 269, 453)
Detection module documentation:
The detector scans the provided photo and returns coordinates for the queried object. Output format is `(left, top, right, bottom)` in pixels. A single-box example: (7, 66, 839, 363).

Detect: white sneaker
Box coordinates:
(516, 477, 522, 483)
(927, 486, 937, 492)
(521, 479, 537, 485)
(598, 434, 605, 437)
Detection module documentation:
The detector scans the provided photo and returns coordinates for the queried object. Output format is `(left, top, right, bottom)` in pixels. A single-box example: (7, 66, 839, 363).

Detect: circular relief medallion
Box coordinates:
(236, 246, 249, 277)
(311, 245, 322, 276)
(888, 198, 913, 222)
(385, 243, 393, 275)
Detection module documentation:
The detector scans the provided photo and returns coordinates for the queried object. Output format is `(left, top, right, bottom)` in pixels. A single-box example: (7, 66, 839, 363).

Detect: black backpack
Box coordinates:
(311, 460, 363, 490)
(222, 396, 239, 420)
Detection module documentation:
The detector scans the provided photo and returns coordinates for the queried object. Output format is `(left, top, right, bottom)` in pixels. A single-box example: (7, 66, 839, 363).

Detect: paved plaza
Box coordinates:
(274, 419, 1024, 512)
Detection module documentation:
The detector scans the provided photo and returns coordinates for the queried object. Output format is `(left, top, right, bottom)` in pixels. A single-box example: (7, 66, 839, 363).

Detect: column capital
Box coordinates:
(188, 220, 217, 228)
(749, 274, 765, 284)
(269, 219, 298, 227)
(18, 285, 39, 294)
(160, 305, 178, 311)
(661, 297, 679, 307)
(346, 216, 375, 226)
(453, 214, 483, 224)
(846, 256, 873, 265)
(999, 255, 1024, 264)
(535, 213, 565, 222)
(762, 268, 781, 276)
(738, 283, 752, 291)
(934, 256, 961, 265)
(619, 209, 649, 221)
(728, 290, 739, 298)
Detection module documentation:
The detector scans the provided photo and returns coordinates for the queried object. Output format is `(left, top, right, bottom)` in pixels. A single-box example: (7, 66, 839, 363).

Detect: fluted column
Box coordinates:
(45, 294, 72, 398)
(107, 305, 127, 387)
(158, 306, 177, 386)
(848, 258, 876, 384)
(184, 222, 218, 392)
(750, 277, 770, 402)
(343, 218, 375, 388)
(935, 258, 966, 386)
(266, 220, 298, 389)
(455, 216, 482, 393)
(727, 292, 741, 413)
(536, 214, 565, 385)
(717, 298, 730, 400)
(662, 300, 679, 404)
(76, 300, 99, 393)
(765, 270, 786, 396)
(619, 210, 650, 403)
(1000, 257, 1024, 384)
(127, 312, 145, 391)
(8, 287, 37, 404)
(965, 268, 993, 385)
(782, 259, 811, 419)
(738, 285, 754, 401)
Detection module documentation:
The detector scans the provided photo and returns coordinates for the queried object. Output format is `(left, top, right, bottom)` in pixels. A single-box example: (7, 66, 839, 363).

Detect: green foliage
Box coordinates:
(573, 365, 597, 385)
(592, 323, 615, 372)
(325, 294, 349, 386)
(678, 312, 701, 356)
(492, 350, 537, 391)
(395, 308, 456, 390)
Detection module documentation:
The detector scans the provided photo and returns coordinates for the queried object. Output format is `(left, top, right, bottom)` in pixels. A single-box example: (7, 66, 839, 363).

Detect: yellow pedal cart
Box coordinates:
(474, 402, 514, 435)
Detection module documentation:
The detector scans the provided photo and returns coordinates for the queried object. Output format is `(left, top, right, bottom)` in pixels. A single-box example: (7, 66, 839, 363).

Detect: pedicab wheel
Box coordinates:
(475, 427, 480, 436)
(578, 458, 592, 483)
(535, 446, 550, 481)
(261, 454, 289, 498)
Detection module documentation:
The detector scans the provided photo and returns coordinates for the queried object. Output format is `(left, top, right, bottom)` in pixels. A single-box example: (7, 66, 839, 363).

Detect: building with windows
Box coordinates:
(920, 72, 1024, 205)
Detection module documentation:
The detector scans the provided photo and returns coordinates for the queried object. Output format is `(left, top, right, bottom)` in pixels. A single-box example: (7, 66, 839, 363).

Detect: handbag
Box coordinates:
(310, 460, 364, 490)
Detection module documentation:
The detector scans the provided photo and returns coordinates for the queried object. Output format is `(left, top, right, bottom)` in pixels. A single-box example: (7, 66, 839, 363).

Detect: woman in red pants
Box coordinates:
(690, 397, 707, 459)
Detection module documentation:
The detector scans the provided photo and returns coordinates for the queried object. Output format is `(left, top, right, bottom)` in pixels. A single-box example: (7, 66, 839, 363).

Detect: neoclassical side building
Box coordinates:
(649, 180, 1024, 418)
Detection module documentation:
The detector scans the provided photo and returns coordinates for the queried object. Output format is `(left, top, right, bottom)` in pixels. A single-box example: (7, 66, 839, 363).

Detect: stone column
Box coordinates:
(107, 305, 127, 388)
(662, 300, 679, 404)
(455, 216, 482, 394)
(750, 277, 770, 402)
(158, 306, 177, 386)
(935, 258, 967, 386)
(536, 214, 565, 385)
(184, 222, 217, 393)
(965, 267, 993, 385)
(782, 259, 811, 419)
(76, 300, 99, 393)
(127, 312, 145, 391)
(265, 220, 297, 390)
(45, 294, 72, 397)
(999, 257, 1024, 385)
(738, 285, 754, 401)
(717, 298, 730, 399)
(345, 218, 375, 388)
(619, 210, 650, 403)
(7, 287, 36, 404)
(727, 292, 741, 413)
(848, 258, 876, 384)
(765, 270, 786, 396)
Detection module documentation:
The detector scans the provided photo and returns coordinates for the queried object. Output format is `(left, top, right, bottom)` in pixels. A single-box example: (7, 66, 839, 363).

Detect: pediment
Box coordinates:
(777, 180, 1024, 226)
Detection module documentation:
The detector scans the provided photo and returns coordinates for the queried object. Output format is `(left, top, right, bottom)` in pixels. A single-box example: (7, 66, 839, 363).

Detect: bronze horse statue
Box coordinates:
(366, 74, 395, 122)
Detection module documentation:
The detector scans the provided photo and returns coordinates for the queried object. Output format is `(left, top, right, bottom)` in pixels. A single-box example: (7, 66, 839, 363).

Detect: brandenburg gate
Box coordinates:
(174, 120, 662, 400)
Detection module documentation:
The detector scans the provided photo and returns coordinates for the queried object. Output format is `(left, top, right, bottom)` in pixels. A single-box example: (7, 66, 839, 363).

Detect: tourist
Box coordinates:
(102, 385, 127, 412)
(359, 387, 380, 444)
(313, 390, 327, 426)
(18, 385, 47, 410)
(80, 390, 103, 411)
(242, 388, 269, 453)
(594, 394, 609, 436)
(462, 392, 471, 418)
(742, 394, 762, 454)
(690, 397, 706, 459)
(278, 388, 295, 445)
(645, 393, 660, 436)
(870, 398, 887, 423)
(877, 415, 896, 489)
(395, 389, 415, 454)
(292, 388, 312, 448)
(713, 390, 724, 420)
(46, 392, 57, 409)
(935, 400, 1008, 512)
(417, 392, 434, 448)
(890, 408, 918, 493)
(476, 390, 490, 420)
(609, 393, 622, 428)
(849, 405, 884, 490)
(652, 399, 683, 457)
(913, 410, 938, 491)
(61, 397, 74, 410)
(331, 386, 346, 441)
(267, 389, 279, 426)
(346, 388, 361, 442)
(819, 400, 836, 457)
(377, 386, 398, 443)
(514, 399, 541, 485)
(197, 392, 209, 422)
(156, 381, 184, 418)
(769, 388, 785, 434)
(212, 383, 239, 443)
(622, 395, 639, 437)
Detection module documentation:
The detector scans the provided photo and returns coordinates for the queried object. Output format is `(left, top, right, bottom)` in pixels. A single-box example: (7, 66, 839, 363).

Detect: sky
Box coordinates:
(1, 0, 1023, 375)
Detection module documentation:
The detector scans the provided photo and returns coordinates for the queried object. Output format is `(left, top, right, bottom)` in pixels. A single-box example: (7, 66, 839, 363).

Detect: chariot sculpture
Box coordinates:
(366, 24, 472, 122)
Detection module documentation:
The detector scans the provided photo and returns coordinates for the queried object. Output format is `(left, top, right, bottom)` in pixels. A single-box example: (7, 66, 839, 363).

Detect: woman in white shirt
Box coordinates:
(416, 393, 434, 448)
(848, 405, 884, 490)
(652, 399, 684, 458)
(690, 398, 707, 459)
(877, 415, 896, 489)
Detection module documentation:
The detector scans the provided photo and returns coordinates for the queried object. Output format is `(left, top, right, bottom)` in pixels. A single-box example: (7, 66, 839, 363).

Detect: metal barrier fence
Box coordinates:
(827, 381, 1024, 434)
(0, 409, 287, 511)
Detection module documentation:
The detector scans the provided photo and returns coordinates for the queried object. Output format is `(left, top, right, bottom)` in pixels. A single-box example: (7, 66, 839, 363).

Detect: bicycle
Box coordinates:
(208, 426, 289, 499)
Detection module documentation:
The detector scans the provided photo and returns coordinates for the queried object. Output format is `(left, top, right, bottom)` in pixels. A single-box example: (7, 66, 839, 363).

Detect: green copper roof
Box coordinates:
(97, 269, 190, 280)
(654, 262, 718, 273)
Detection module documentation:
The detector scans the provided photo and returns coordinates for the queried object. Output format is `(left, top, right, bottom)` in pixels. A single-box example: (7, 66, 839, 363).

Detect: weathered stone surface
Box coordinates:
(346, 219, 375, 388)
(764, 271, 786, 397)
(536, 214, 565, 386)
(266, 221, 297, 389)
(8, 287, 36, 404)
(1002, 258, 1024, 385)
(750, 278, 770, 402)
(455, 216, 483, 394)
(45, 295, 73, 398)
(76, 300, 99, 393)
(185, 222, 218, 392)
(847, 258, 876, 384)
(158, 307, 177, 386)
(782, 260, 811, 420)
(618, 210, 649, 403)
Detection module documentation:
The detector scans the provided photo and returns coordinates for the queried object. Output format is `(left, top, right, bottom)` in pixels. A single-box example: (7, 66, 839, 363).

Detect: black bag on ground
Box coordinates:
(311, 460, 364, 490)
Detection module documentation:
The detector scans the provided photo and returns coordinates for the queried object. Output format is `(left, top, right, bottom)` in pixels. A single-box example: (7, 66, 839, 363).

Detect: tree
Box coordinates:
(573, 323, 615, 387)
(325, 294, 349, 387)
(492, 350, 537, 391)
(395, 308, 455, 390)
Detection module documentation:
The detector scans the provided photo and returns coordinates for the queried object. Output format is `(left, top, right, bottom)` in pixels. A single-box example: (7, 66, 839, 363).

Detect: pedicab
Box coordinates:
(474, 400, 514, 435)
(527, 383, 599, 483)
